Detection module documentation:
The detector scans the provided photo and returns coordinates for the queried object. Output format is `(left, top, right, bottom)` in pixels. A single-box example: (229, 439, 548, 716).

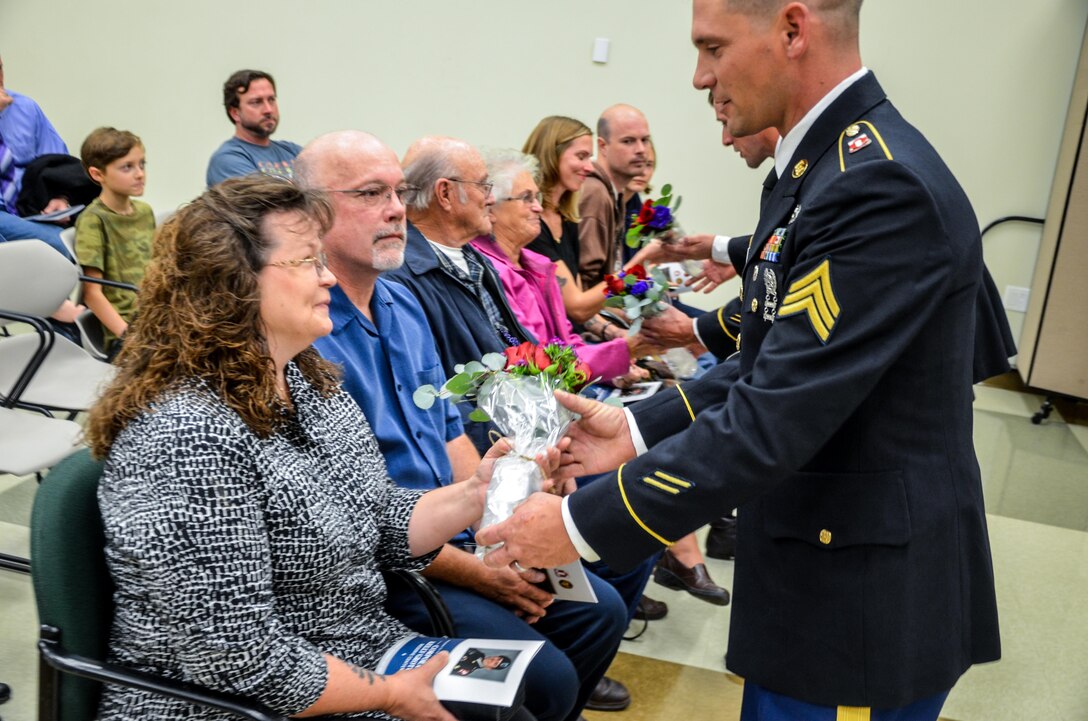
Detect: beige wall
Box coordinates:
(3, 1, 1086, 348)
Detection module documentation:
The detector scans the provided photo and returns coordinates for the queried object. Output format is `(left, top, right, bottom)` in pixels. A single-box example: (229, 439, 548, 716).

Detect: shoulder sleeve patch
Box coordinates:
(838, 121, 893, 172)
(777, 257, 840, 343)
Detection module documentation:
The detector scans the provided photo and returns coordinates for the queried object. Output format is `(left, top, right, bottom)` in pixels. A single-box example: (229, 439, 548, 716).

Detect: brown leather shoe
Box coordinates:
(585, 675, 631, 711)
(653, 549, 731, 606)
(633, 594, 668, 621)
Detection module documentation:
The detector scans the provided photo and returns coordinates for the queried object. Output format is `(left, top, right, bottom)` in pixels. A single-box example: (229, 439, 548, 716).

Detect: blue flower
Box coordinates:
(648, 206, 673, 230)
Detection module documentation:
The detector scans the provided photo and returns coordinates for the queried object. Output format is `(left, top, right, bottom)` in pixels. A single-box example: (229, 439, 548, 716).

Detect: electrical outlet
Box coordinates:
(1003, 285, 1030, 313)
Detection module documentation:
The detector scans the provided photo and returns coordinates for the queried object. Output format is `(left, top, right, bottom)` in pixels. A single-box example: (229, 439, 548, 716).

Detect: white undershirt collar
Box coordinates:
(774, 67, 869, 180)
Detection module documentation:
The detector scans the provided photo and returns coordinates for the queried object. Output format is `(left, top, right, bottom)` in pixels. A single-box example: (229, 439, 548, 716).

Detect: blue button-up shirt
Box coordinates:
(314, 278, 469, 544)
(0, 90, 68, 194)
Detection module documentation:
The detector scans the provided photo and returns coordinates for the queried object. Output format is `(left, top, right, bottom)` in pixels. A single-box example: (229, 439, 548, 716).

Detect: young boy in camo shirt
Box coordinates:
(75, 127, 154, 356)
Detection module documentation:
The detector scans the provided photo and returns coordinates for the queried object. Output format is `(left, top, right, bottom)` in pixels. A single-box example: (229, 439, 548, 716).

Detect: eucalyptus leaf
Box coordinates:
(660, 183, 672, 196)
(658, 195, 672, 208)
(624, 295, 641, 309)
(412, 386, 437, 410)
(672, 195, 682, 214)
(628, 317, 643, 334)
(625, 274, 641, 287)
(626, 306, 641, 321)
(454, 363, 465, 374)
(604, 296, 625, 308)
(468, 408, 491, 423)
(482, 352, 506, 371)
(445, 374, 476, 396)
(462, 360, 486, 375)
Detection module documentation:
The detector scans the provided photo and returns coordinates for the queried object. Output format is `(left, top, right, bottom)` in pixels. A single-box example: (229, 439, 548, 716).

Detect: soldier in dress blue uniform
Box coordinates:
(477, 1, 1001, 719)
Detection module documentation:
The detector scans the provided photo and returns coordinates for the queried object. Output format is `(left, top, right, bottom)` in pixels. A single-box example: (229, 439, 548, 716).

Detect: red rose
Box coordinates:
(627, 264, 646, 279)
(604, 274, 626, 294)
(574, 361, 592, 386)
(533, 345, 554, 371)
(636, 200, 655, 225)
(503, 341, 534, 367)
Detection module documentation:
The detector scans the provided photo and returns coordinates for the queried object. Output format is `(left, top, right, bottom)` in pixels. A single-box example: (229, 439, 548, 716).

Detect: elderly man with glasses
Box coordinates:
(384, 136, 536, 454)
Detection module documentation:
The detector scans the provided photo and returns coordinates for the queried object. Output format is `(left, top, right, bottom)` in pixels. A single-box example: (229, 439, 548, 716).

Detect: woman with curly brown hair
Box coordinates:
(85, 175, 545, 721)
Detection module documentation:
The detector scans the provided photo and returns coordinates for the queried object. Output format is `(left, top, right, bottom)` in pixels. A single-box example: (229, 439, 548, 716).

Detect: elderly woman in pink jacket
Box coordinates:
(471, 149, 654, 386)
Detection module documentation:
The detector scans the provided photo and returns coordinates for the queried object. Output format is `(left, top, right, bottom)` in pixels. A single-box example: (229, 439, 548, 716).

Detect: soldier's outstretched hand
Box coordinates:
(554, 390, 636, 477)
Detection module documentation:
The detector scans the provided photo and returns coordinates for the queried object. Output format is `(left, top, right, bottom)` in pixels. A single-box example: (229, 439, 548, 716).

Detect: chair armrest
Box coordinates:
(0, 309, 55, 408)
(38, 633, 287, 721)
(77, 276, 139, 293)
(385, 569, 456, 637)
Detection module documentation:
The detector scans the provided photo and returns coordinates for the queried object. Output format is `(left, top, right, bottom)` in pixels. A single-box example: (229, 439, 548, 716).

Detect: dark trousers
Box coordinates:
(581, 553, 660, 624)
(740, 683, 951, 721)
(386, 570, 627, 721)
(575, 473, 661, 623)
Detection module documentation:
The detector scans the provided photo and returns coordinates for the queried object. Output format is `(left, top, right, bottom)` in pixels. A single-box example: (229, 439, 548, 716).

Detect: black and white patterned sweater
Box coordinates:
(98, 363, 435, 720)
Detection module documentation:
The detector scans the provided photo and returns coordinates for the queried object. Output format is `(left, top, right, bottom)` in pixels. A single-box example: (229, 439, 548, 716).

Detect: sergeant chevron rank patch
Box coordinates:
(640, 470, 694, 496)
(777, 258, 840, 343)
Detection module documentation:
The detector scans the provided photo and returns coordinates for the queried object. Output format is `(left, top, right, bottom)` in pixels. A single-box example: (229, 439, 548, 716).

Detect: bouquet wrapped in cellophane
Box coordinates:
(414, 341, 592, 560)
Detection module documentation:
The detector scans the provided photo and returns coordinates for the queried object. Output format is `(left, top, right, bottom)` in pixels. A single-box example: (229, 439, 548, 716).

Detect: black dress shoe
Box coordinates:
(633, 594, 668, 621)
(653, 549, 731, 606)
(706, 515, 737, 560)
(585, 676, 631, 711)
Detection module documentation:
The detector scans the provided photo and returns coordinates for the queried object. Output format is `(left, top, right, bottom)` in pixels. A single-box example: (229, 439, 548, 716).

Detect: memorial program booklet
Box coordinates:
(608, 381, 663, 404)
(377, 636, 544, 707)
(534, 560, 599, 603)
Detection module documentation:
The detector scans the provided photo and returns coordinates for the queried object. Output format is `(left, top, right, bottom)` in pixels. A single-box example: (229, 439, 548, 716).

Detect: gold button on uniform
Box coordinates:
(793, 159, 809, 178)
(846, 124, 861, 137)
(751, 298, 759, 313)
(819, 529, 832, 545)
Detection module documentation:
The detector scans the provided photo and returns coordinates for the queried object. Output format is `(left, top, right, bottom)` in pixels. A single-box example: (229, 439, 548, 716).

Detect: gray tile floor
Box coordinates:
(1, 385, 1086, 720)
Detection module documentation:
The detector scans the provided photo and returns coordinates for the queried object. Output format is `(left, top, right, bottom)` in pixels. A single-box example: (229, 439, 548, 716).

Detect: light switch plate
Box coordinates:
(592, 38, 610, 63)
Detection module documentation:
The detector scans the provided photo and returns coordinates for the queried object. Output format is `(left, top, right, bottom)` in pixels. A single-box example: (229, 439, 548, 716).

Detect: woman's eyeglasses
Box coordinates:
(501, 191, 543, 206)
(267, 251, 329, 277)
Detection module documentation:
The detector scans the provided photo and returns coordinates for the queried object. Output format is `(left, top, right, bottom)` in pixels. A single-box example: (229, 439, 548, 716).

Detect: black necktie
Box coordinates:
(759, 168, 778, 215)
